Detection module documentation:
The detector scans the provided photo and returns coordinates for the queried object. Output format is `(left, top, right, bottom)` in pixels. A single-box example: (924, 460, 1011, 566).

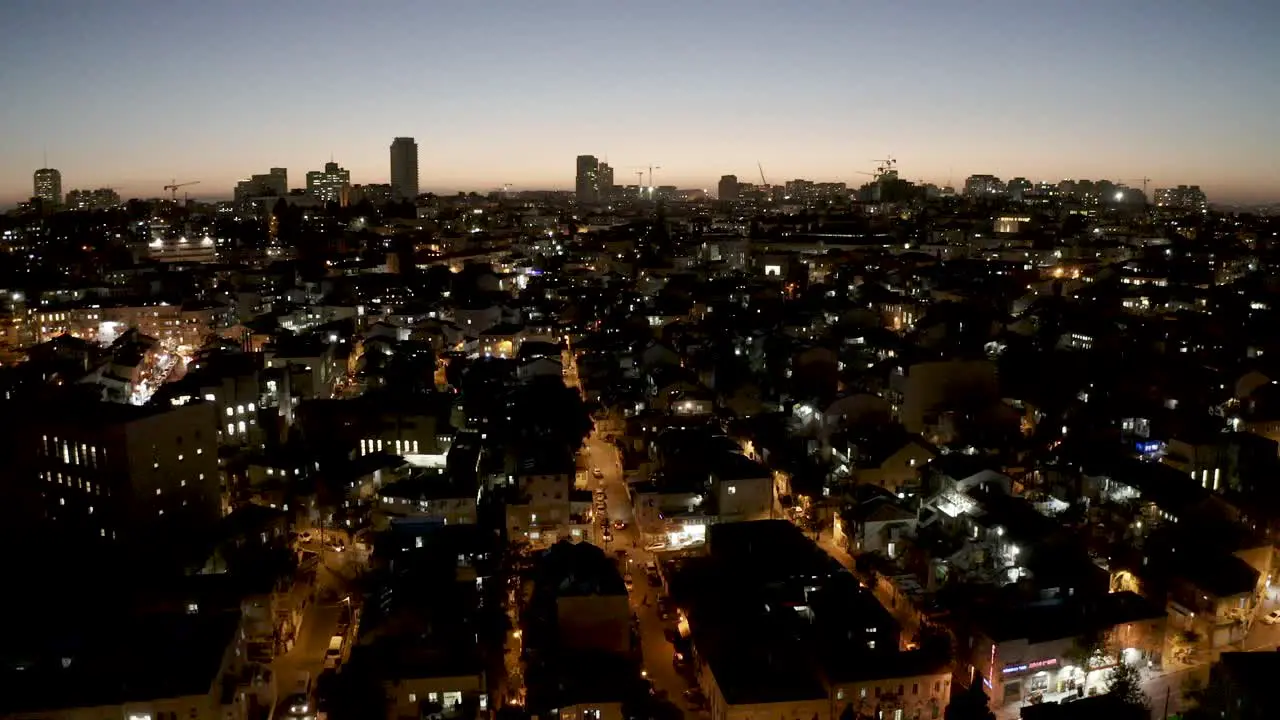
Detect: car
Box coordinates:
(613, 520, 627, 530)
(298, 531, 314, 544)
(593, 468, 604, 479)
(683, 689, 707, 708)
(602, 531, 613, 542)
(623, 573, 634, 590)
(647, 572, 662, 588)
(1263, 609, 1280, 625)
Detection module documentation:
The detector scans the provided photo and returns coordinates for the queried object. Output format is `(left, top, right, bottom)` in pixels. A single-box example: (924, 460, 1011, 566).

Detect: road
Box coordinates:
(586, 429, 695, 716)
(566, 345, 695, 715)
(269, 546, 360, 707)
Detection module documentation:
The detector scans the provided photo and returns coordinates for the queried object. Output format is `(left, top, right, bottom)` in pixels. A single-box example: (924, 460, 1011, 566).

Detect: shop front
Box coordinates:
(998, 651, 1149, 706)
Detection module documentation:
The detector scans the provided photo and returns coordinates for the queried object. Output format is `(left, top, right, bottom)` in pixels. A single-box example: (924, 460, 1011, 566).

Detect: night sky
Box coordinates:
(2, 0, 1277, 204)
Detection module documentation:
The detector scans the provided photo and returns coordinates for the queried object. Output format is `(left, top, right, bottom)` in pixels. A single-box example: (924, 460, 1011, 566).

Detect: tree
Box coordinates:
(943, 680, 995, 720)
(1105, 662, 1150, 714)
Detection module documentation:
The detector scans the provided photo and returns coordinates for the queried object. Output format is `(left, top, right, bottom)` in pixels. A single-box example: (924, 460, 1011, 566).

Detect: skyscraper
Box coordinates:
(718, 175, 739, 201)
(575, 155, 599, 203)
(598, 162, 614, 201)
(390, 137, 419, 202)
(306, 161, 351, 206)
(33, 168, 62, 207)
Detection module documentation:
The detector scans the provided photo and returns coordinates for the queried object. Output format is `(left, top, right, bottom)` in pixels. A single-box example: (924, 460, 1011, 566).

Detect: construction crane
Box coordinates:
(634, 171, 644, 197)
(646, 165, 661, 188)
(872, 157, 897, 177)
(757, 162, 768, 186)
(164, 179, 200, 202)
(1125, 177, 1152, 195)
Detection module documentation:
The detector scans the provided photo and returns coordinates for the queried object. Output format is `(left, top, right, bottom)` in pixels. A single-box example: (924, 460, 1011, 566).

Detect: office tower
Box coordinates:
(306, 161, 351, 206)
(598, 162, 614, 200)
(718, 175, 739, 201)
(390, 137, 419, 201)
(33, 168, 62, 207)
(576, 155, 599, 203)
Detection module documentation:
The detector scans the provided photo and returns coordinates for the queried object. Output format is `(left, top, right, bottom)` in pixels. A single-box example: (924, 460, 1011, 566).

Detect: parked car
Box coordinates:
(683, 689, 706, 708)
(593, 468, 604, 479)
(1263, 609, 1280, 625)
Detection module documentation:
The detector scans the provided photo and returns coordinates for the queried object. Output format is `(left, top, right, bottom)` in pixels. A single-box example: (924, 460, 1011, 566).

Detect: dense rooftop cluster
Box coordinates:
(1, 182, 1280, 720)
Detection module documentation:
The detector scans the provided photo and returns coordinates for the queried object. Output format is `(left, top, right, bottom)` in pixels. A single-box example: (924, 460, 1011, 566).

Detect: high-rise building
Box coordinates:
(233, 168, 288, 204)
(598, 162, 614, 201)
(1154, 185, 1208, 212)
(33, 168, 62, 207)
(1007, 177, 1032, 201)
(576, 155, 599, 203)
(718, 175, 739, 201)
(65, 188, 122, 211)
(390, 137, 419, 202)
(263, 168, 288, 197)
(963, 174, 1004, 197)
(306, 161, 351, 206)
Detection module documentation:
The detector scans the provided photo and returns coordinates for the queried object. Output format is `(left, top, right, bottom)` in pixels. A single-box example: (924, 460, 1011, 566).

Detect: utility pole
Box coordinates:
(1162, 684, 1170, 719)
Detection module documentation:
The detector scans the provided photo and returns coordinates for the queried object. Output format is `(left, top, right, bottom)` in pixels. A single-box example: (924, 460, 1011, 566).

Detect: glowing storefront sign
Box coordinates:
(1001, 658, 1058, 674)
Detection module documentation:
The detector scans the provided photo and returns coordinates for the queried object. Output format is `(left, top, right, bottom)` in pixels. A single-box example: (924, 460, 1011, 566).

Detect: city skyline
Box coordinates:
(3, 1, 1279, 205)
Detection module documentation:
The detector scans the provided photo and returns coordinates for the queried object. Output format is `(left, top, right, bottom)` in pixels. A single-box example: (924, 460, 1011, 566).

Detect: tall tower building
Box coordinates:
(575, 155, 599, 203)
(718, 175, 739, 201)
(598, 162, 614, 201)
(390, 137, 419, 202)
(306, 161, 351, 206)
(33, 168, 62, 207)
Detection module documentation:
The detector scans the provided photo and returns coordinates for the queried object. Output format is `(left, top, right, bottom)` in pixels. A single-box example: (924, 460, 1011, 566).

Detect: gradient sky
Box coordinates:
(2, 0, 1278, 205)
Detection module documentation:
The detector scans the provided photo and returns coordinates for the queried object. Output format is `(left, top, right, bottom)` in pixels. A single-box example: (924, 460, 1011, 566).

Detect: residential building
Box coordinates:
(963, 174, 1004, 197)
(65, 187, 121, 211)
(718, 175, 739, 201)
(0, 611, 247, 720)
(3, 399, 222, 551)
